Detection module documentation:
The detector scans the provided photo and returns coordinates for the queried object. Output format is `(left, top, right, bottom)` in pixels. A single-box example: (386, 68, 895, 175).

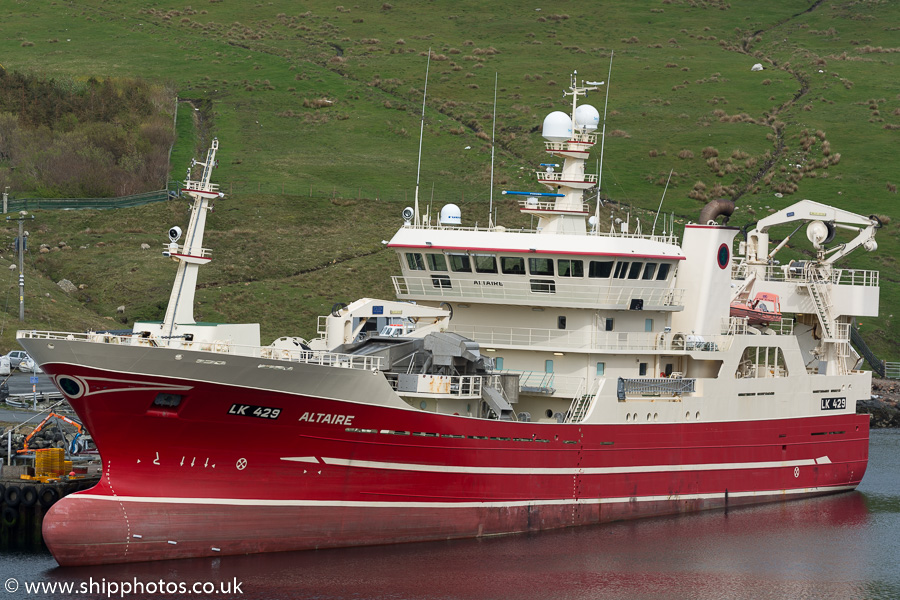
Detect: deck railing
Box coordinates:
(17, 330, 383, 372)
(732, 263, 879, 287)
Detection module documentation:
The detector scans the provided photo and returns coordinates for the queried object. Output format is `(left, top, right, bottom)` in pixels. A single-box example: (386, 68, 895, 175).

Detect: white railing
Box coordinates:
(724, 316, 795, 336)
(500, 370, 585, 397)
(397, 223, 679, 243)
(162, 244, 212, 257)
(389, 373, 484, 397)
(544, 134, 597, 149)
(393, 275, 684, 308)
(732, 262, 879, 287)
(535, 171, 598, 184)
(517, 199, 590, 213)
(183, 180, 220, 193)
(17, 330, 383, 372)
(453, 324, 724, 353)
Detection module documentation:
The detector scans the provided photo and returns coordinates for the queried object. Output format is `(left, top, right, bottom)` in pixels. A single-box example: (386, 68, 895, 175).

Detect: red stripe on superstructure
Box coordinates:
(685, 224, 741, 230)
(388, 244, 685, 260)
(518, 209, 589, 215)
(536, 179, 594, 185)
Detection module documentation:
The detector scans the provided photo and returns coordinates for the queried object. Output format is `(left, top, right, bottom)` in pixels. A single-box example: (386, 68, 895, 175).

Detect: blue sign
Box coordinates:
(372, 306, 384, 315)
(30, 376, 39, 384)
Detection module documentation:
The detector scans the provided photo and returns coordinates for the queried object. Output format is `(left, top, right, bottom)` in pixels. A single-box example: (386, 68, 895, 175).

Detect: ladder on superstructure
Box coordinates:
(805, 266, 836, 340)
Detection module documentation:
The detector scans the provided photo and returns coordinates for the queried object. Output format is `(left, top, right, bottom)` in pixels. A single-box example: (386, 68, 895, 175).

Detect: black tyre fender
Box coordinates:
(4, 485, 21, 508)
(39, 486, 60, 508)
(20, 485, 38, 508)
(0, 483, 5, 500)
(1, 506, 16, 527)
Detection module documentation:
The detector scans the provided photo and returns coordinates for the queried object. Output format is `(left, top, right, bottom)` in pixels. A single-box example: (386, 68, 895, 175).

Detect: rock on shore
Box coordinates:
(857, 378, 900, 428)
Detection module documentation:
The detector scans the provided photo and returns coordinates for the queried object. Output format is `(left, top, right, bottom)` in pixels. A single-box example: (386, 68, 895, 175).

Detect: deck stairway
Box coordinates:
(804, 268, 837, 341)
(566, 393, 593, 423)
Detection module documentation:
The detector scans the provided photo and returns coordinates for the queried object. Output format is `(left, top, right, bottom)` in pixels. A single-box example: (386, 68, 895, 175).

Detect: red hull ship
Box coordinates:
(19, 75, 881, 566)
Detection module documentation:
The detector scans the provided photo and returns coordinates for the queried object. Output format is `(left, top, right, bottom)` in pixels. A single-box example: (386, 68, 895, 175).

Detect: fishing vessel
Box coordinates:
(18, 74, 881, 567)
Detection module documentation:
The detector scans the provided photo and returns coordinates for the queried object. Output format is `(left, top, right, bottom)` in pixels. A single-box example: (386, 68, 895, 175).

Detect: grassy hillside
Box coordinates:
(0, 0, 898, 359)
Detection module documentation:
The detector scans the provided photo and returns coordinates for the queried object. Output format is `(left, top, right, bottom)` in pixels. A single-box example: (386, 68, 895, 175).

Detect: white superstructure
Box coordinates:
(381, 73, 880, 426)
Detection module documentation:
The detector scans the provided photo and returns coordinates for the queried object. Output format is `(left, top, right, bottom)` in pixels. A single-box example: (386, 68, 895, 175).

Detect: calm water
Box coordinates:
(2, 429, 899, 600)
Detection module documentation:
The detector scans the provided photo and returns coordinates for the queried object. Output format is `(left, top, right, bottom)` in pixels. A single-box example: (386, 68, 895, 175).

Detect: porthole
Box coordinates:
(717, 243, 730, 270)
(695, 411, 700, 420)
(56, 376, 85, 399)
(419, 401, 428, 410)
(653, 413, 659, 422)
(685, 411, 691, 420)
(646, 413, 652, 422)
(545, 409, 554, 419)
(625, 413, 631, 422)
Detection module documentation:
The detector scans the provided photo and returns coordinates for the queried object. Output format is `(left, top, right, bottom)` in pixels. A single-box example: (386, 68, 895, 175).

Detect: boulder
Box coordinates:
(57, 279, 78, 293)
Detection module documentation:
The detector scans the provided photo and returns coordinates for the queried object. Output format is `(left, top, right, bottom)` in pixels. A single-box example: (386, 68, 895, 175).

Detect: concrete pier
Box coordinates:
(0, 477, 100, 551)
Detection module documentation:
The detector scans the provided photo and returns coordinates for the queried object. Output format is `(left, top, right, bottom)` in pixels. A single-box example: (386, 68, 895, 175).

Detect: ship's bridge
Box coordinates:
(388, 226, 685, 310)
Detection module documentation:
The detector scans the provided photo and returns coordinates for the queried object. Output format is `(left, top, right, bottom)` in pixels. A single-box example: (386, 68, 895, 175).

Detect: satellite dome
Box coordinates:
(574, 104, 600, 131)
(440, 204, 461, 225)
(542, 111, 572, 142)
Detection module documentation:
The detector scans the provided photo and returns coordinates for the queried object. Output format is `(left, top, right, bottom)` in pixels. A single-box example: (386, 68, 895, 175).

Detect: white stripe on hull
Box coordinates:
(279, 455, 833, 475)
(71, 485, 856, 508)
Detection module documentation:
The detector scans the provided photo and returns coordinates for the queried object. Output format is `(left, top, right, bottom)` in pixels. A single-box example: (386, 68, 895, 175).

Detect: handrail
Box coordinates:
(732, 262, 879, 287)
(17, 330, 383, 373)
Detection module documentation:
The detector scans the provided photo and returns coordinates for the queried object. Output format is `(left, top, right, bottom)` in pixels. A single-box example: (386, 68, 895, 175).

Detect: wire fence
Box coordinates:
(1, 182, 423, 212)
(4, 189, 173, 212)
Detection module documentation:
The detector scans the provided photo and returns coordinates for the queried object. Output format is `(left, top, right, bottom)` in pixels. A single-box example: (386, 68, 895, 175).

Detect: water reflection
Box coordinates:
(9, 430, 899, 600)
(42, 492, 883, 600)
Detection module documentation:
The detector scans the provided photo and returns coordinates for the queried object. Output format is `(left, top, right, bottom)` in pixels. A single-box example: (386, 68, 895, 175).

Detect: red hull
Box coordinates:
(40, 363, 869, 566)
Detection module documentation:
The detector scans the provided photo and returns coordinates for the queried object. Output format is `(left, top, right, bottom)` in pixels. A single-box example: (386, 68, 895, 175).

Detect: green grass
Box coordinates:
(0, 0, 898, 360)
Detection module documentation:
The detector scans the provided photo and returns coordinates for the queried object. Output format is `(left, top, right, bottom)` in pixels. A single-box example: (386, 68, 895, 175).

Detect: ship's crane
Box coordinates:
(16, 412, 83, 454)
(744, 199, 880, 265)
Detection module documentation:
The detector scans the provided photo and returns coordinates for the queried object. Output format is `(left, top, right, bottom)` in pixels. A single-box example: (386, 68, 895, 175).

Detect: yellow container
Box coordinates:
(35, 448, 66, 476)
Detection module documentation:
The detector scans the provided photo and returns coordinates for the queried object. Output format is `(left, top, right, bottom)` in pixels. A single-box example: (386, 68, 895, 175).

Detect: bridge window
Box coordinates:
(474, 254, 498, 274)
(558, 316, 567, 330)
(642, 263, 657, 280)
(448, 254, 471, 272)
(596, 362, 605, 376)
(431, 274, 451, 289)
(656, 263, 671, 280)
(501, 256, 526, 275)
(426, 254, 447, 271)
(628, 262, 643, 279)
(405, 253, 426, 271)
(639, 362, 648, 376)
(605, 318, 614, 331)
(530, 279, 556, 293)
(589, 260, 614, 278)
(529, 257, 554, 276)
(558, 259, 583, 277)
(614, 262, 629, 279)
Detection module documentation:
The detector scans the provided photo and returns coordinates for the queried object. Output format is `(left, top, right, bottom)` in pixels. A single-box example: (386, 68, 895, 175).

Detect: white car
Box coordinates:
(4, 350, 28, 370)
